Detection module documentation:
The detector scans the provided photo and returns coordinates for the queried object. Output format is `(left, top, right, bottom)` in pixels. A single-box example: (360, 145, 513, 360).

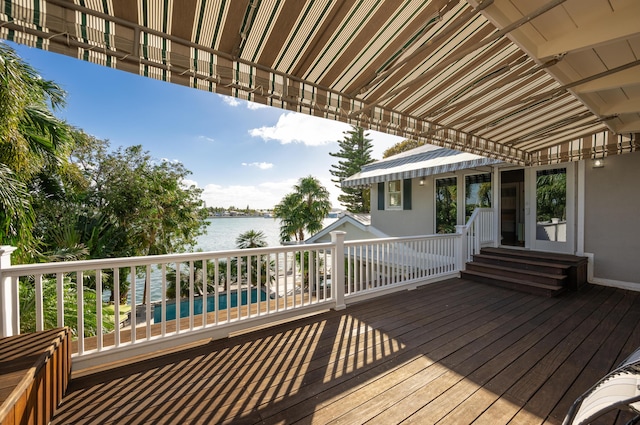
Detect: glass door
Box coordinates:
(531, 164, 575, 253)
(500, 169, 525, 247)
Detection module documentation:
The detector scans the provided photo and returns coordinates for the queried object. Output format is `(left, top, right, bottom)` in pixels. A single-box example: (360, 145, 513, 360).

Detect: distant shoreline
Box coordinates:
(208, 215, 274, 219)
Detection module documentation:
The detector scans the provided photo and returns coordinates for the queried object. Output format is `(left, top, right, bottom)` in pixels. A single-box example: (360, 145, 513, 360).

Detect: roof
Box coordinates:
(305, 213, 387, 244)
(2, 0, 638, 165)
(343, 146, 502, 187)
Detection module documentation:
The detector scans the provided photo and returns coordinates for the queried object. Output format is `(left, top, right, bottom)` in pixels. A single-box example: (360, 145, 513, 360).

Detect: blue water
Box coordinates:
(153, 288, 268, 322)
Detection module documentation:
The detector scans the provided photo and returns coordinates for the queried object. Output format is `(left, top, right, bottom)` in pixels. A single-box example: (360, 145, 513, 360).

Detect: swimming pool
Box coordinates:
(153, 288, 268, 322)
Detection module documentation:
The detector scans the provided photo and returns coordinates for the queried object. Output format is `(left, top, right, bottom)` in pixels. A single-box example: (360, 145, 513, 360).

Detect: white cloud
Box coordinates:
(249, 112, 350, 146)
(219, 94, 269, 110)
(181, 178, 199, 189)
(200, 179, 297, 210)
(246, 100, 269, 110)
(197, 135, 215, 143)
(220, 95, 241, 107)
(242, 161, 274, 170)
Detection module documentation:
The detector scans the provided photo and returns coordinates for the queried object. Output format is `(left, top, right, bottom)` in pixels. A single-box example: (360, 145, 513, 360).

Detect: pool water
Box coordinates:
(154, 288, 268, 322)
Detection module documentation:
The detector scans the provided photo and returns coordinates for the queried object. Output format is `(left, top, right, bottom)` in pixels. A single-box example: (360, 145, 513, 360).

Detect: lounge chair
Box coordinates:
(563, 347, 640, 425)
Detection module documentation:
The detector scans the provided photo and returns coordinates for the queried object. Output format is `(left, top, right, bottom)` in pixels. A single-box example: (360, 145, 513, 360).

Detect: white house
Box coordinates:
(340, 140, 640, 291)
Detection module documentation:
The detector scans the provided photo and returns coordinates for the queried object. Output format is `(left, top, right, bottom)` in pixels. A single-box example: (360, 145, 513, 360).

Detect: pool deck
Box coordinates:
(52, 278, 640, 424)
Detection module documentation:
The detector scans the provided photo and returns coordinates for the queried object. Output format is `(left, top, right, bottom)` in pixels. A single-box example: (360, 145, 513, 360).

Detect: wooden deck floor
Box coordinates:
(51, 278, 640, 424)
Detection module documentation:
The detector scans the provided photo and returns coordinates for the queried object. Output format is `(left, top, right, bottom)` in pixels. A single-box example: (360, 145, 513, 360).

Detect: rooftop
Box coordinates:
(51, 278, 640, 424)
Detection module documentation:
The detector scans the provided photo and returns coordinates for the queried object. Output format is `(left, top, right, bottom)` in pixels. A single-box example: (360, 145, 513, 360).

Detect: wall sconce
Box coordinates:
(419, 179, 425, 186)
(593, 158, 605, 168)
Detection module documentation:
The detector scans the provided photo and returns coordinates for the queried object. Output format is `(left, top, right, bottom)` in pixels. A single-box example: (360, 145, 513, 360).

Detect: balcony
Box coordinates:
(1, 209, 637, 423)
(48, 278, 640, 424)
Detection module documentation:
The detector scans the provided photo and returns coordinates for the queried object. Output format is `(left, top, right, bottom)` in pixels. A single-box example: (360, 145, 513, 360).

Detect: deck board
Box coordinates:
(51, 279, 640, 425)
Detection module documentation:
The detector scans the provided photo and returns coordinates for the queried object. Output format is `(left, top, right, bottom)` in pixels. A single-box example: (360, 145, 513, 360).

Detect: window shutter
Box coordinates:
(403, 179, 412, 210)
(377, 182, 385, 210)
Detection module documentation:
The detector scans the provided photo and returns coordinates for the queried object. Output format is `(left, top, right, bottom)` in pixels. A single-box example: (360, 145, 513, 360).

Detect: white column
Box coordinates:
(0, 246, 18, 337)
(455, 225, 467, 270)
(330, 231, 346, 311)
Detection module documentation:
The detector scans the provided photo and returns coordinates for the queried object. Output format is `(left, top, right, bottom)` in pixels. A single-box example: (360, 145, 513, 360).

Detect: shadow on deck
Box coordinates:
(51, 278, 640, 424)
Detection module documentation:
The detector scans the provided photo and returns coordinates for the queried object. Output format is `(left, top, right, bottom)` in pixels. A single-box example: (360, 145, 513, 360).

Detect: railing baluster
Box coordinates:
(56, 273, 64, 328)
(146, 265, 151, 339)
(173, 263, 179, 334)
(114, 268, 120, 347)
(188, 261, 194, 331)
(129, 267, 136, 344)
(202, 259, 208, 326)
(96, 269, 103, 351)
(77, 271, 84, 355)
(35, 274, 43, 332)
(160, 264, 166, 337)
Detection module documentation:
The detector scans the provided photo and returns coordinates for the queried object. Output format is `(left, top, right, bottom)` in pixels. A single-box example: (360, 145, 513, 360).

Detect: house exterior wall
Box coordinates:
(584, 151, 640, 286)
(370, 177, 435, 236)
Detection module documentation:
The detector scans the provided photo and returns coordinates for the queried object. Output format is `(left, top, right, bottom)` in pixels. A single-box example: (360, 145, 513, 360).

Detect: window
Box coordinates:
(387, 180, 402, 209)
(436, 177, 457, 233)
(465, 173, 492, 221)
(377, 179, 411, 211)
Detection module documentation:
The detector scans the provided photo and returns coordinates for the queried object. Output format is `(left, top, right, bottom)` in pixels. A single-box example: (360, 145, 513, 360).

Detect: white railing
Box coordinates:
(1, 239, 337, 369)
(460, 208, 496, 264)
(343, 234, 459, 303)
(0, 212, 496, 370)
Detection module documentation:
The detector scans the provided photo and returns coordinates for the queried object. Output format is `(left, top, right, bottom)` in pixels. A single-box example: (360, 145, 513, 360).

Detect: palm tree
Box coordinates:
(236, 230, 267, 249)
(274, 176, 332, 242)
(0, 43, 72, 261)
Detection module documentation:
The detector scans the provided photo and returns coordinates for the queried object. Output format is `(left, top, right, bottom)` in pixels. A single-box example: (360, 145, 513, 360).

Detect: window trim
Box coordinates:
(386, 180, 403, 210)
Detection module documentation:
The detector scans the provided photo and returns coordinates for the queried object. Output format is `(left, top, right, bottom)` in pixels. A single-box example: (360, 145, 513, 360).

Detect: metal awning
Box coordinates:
(343, 145, 502, 187)
(1, 0, 638, 165)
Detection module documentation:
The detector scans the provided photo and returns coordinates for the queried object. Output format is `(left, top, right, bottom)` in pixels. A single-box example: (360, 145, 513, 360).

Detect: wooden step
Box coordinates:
(480, 247, 587, 265)
(479, 247, 588, 291)
(465, 262, 567, 287)
(471, 253, 570, 276)
(460, 269, 566, 297)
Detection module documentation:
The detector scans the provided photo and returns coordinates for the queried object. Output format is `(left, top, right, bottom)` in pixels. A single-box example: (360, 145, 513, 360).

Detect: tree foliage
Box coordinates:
(329, 126, 374, 213)
(382, 139, 425, 158)
(0, 43, 73, 261)
(274, 176, 332, 242)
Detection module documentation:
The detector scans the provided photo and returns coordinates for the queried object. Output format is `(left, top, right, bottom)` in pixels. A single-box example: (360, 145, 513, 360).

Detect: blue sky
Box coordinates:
(10, 41, 403, 210)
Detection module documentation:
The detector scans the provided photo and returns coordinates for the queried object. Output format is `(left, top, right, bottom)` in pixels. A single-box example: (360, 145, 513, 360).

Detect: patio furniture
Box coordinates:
(563, 347, 640, 425)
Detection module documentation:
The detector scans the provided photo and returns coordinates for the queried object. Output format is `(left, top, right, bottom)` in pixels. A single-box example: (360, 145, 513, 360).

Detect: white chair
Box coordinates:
(563, 347, 640, 425)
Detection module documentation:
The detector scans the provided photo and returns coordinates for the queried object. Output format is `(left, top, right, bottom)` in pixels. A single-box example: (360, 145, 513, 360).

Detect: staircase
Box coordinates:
(461, 247, 588, 297)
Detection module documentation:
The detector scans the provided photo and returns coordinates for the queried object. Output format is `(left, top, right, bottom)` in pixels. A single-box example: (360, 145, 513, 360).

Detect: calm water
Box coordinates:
(195, 217, 283, 252)
(130, 217, 336, 303)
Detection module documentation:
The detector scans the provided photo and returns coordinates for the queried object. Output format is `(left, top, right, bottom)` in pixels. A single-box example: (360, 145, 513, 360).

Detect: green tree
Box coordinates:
(382, 139, 424, 158)
(0, 43, 73, 261)
(19, 277, 115, 337)
(329, 126, 374, 213)
(274, 176, 331, 242)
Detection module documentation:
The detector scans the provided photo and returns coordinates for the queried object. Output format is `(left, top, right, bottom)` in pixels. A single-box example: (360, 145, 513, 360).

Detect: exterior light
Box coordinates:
(419, 179, 425, 186)
(593, 158, 604, 168)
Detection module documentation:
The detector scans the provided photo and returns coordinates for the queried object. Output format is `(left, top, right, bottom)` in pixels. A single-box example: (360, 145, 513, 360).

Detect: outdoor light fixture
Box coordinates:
(593, 158, 605, 168)
(419, 179, 425, 186)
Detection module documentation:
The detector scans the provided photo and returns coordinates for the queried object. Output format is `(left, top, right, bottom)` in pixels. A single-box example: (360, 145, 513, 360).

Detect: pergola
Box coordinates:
(1, 0, 638, 165)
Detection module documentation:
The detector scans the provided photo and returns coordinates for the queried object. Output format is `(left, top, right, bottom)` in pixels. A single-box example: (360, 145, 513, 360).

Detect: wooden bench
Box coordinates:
(0, 328, 71, 425)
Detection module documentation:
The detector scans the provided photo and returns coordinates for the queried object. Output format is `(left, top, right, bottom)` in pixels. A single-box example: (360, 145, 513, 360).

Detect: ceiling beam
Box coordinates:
(574, 66, 640, 93)
(536, 1, 640, 60)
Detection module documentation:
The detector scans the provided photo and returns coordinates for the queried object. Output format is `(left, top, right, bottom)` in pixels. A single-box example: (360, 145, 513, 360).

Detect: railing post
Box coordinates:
(0, 246, 18, 337)
(455, 225, 467, 271)
(330, 231, 346, 311)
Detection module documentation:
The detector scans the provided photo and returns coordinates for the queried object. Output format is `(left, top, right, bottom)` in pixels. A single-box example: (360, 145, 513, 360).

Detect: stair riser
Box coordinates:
(460, 272, 562, 297)
(465, 264, 566, 287)
(472, 257, 566, 275)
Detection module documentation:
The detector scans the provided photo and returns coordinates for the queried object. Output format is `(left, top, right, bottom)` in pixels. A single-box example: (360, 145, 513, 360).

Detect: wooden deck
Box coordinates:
(51, 278, 640, 424)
